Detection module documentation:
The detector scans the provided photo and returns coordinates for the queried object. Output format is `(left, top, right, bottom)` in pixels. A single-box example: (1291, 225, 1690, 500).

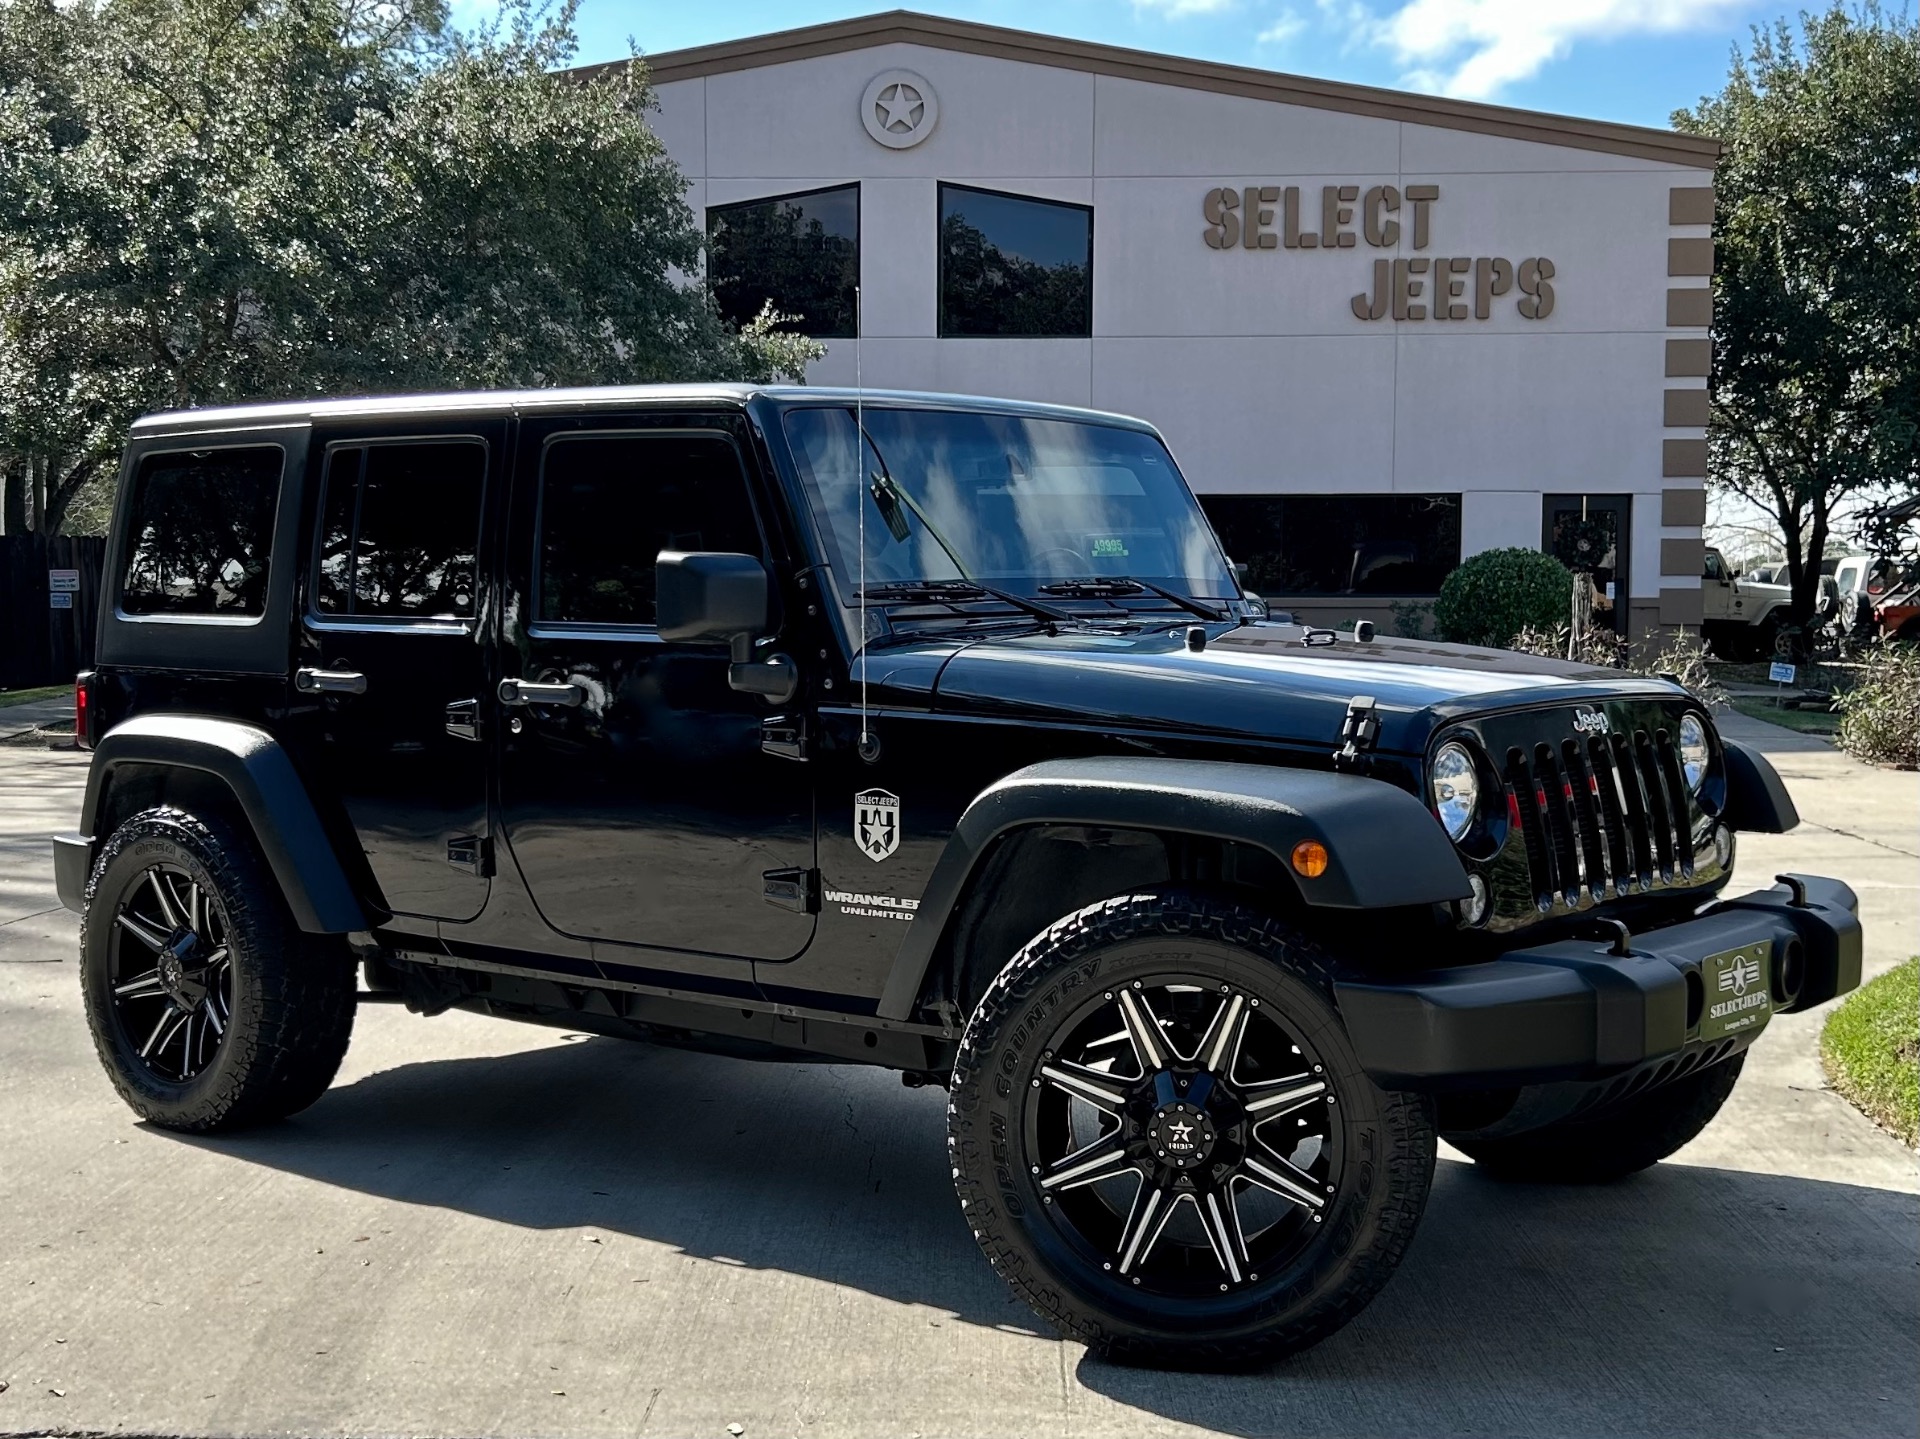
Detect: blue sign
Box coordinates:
(1768, 661, 1797, 685)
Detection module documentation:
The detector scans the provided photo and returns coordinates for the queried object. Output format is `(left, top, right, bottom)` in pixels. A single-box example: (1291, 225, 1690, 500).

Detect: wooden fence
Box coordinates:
(0, 533, 107, 692)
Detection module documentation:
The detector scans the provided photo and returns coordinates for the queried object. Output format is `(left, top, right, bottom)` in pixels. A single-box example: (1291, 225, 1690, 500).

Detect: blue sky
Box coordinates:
(547, 0, 1794, 130)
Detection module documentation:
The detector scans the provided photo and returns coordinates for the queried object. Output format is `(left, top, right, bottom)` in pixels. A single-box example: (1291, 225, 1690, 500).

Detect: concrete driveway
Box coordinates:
(1, 717, 1914, 1439)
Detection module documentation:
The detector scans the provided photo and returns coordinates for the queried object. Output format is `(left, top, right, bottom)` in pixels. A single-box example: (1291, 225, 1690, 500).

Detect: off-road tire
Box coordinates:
(1449, 1051, 1746, 1184)
(81, 806, 356, 1132)
(948, 888, 1435, 1370)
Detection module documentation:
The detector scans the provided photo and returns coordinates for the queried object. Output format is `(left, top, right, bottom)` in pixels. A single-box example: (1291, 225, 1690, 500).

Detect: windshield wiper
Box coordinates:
(1035, 576, 1227, 622)
(859, 579, 1078, 625)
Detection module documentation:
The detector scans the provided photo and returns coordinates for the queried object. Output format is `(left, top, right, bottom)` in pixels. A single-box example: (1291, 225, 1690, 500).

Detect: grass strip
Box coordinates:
(1820, 958, 1919, 1147)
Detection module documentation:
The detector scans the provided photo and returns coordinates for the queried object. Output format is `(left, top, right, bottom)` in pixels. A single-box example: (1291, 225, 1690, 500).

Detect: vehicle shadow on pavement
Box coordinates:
(1080, 1157, 1919, 1437)
(158, 1034, 1919, 1436)
(160, 1032, 1029, 1332)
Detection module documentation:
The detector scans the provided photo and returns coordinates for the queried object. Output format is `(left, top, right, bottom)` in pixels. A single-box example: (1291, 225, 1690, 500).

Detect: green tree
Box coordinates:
(0, 0, 817, 536)
(1673, 5, 1920, 655)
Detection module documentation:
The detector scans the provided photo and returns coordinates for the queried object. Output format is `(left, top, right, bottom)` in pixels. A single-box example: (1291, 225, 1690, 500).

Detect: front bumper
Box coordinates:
(1337, 874, 1861, 1090)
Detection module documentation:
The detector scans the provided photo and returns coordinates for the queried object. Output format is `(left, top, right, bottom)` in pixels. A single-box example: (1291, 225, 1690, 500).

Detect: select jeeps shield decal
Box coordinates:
(855, 789, 900, 862)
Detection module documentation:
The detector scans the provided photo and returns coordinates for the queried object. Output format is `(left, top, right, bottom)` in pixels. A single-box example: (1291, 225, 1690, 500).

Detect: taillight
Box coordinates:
(74, 671, 95, 750)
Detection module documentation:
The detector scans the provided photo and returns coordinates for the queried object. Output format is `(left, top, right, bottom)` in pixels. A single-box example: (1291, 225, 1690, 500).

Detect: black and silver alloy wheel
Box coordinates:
(950, 889, 1436, 1369)
(1028, 978, 1342, 1295)
(107, 864, 234, 1084)
(81, 806, 356, 1132)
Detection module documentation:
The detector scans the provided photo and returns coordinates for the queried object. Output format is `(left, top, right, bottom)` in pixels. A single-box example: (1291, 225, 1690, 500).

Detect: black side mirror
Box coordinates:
(655, 551, 797, 704)
(656, 552, 771, 648)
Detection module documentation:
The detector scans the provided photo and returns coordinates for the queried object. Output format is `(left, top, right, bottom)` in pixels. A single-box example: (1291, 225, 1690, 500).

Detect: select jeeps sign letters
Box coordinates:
(1201, 183, 1556, 322)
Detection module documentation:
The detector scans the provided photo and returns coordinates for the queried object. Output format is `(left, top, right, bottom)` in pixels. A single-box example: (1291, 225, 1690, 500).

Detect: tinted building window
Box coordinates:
(316, 441, 484, 619)
(538, 433, 763, 627)
(708, 185, 859, 339)
(939, 184, 1092, 338)
(120, 446, 283, 616)
(1201, 494, 1463, 597)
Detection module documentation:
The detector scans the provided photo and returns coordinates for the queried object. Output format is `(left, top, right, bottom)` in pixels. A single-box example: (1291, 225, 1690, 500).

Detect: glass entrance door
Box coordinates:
(1542, 494, 1632, 634)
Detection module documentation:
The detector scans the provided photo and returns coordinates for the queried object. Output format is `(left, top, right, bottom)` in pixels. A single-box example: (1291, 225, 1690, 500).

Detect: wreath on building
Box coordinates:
(1554, 513, 1613, 573)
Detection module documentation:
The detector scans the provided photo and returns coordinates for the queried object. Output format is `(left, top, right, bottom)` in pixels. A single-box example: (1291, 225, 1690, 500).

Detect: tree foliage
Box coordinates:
(1672, 5, 1920, 648)
(0, 0, 818, 535)
(1433, 547, 1573, 649)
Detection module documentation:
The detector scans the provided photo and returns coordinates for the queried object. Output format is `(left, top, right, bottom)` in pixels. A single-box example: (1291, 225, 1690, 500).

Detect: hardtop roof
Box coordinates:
(127, 384, 1160, 437)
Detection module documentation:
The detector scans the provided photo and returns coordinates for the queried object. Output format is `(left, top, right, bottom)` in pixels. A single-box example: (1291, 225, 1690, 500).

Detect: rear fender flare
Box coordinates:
(875, 756, 1471, 1021)
(76, 714, 372, 933)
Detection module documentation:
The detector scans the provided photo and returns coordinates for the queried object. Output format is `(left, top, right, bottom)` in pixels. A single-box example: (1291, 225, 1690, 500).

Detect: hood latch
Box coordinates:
(1333, 695, 1380, 774)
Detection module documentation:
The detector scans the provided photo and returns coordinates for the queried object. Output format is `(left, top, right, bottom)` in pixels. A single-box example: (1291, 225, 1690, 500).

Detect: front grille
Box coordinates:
(1504, 727, 1696, 911)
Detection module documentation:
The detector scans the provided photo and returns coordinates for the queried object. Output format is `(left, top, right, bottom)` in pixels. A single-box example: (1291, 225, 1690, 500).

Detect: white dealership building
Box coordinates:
(581, 11, 1719, 639)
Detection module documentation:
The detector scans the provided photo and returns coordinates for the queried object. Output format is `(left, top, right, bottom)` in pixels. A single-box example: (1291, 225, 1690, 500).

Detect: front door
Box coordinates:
(296, 425, 498, 921)
(497, 413, 815, 969)
(1542, 493, 1632, 633)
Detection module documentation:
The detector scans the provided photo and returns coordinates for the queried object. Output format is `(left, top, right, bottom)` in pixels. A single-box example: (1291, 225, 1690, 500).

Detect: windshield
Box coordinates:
(781, 406, 1237, 611)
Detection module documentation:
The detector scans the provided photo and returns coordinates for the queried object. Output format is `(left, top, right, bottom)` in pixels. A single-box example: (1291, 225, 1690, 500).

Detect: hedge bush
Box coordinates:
(1433, 548, 1573, 648)
(1835, 642, 1920, 768)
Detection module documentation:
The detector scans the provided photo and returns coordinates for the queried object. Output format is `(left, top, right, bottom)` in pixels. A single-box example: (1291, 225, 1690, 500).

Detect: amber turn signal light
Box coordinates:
(1290, 839, 1329, 878)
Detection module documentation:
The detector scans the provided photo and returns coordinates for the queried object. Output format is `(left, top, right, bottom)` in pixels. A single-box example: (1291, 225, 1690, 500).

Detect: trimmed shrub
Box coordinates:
(1433, 548, 1573, 648)
(1835, 642, 1920, 768)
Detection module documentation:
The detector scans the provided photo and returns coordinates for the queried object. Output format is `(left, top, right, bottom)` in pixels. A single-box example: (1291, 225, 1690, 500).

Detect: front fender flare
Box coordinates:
(70, 714, 371, 933)
(875, 756, 1470, 1021)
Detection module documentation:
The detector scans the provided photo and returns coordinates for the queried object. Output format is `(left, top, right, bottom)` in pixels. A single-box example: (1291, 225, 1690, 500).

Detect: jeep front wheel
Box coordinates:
(80, 806, 356, 1132)
(948, 889, 1435, 1369)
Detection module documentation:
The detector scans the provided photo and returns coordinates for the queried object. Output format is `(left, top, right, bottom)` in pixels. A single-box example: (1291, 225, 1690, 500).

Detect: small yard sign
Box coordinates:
(49, 592, 73, 610)
(1768, 660, 1797, 685)
(47, 568, 80, 592)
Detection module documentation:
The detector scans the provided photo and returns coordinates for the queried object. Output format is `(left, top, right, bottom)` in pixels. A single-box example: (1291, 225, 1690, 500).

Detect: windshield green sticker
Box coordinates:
(1092, 537, 1129, 558)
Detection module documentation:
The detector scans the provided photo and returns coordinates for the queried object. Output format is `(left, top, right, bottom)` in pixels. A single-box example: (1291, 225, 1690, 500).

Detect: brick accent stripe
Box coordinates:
(1663, 438, 1707, 477)
(1665, 338, 1711, 376)
(1668, 238, 1715, 276)
(1662, 488, 1707, 527)
(1668, 187, 1715, 225)
(1660, 587, 1705, 625)
(1664, 388, 1710, 427)
(1667, 288, 1711, 327)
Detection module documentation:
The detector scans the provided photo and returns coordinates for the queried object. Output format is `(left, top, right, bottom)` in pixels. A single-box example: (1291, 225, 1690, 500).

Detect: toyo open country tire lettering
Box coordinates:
(1448, 1050, 1747, 1184)
(949, 888, 1435, 1369)
(80, 807, 357, 1133)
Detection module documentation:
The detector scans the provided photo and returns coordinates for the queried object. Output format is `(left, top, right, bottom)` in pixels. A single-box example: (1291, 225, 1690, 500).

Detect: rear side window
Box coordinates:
(119, 446, 283, 616)
(316, 441, 485, 619)
(538, 432, 763, 626)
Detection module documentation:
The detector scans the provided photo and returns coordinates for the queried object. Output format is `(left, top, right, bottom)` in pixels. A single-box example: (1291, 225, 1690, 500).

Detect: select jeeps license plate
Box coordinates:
(1700, 942, 1773, 1041)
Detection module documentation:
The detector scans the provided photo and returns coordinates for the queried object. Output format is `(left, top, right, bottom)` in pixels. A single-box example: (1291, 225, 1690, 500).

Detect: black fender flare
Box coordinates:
(71, 714, 371, 933)
(875, 756, 1471, 1021)
(1721, 739, 1799, 834)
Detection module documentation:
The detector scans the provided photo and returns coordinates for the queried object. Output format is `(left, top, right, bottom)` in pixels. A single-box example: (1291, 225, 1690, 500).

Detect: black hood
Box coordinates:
(864, 621, 1683, 756)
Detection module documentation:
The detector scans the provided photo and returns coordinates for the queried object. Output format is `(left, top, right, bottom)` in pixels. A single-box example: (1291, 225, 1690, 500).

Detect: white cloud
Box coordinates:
(1131, 0, 1239, 17)
(1367, 0, 1749, 99)
(1258, 9, 1308, 46)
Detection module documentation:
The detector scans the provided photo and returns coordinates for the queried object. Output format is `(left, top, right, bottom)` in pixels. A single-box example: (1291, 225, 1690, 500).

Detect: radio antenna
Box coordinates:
(855, 286, 873, 759)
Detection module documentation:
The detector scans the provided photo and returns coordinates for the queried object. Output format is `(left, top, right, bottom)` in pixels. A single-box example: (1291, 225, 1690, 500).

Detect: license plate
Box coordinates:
(1700, 942, 1773, 1041)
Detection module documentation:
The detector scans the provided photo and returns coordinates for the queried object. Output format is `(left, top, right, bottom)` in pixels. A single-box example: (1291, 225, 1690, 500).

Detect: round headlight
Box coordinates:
(1679, 713, 1709, 791)
(1431, 742, 1480, 841)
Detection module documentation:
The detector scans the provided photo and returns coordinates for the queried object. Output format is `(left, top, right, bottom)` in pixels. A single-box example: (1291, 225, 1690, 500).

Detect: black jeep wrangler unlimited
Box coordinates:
(56, 385, 1860, 1368)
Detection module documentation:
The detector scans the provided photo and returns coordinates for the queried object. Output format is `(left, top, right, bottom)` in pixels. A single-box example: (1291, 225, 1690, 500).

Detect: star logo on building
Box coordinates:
(875, 82, 924, 134)
(860, 70, 939, 150)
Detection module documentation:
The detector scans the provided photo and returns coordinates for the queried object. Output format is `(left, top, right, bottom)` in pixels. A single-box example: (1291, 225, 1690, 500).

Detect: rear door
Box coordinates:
(295, 421, 499, 921)
(496, 410, 815, 973)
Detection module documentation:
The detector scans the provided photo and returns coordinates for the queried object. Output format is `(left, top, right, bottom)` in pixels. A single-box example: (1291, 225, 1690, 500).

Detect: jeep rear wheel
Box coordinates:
(81, 806, 356, 1132)
(948, 889, 1435, 1369)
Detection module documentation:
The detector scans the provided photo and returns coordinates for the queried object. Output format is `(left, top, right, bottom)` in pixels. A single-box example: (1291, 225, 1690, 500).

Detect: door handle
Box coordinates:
(295, 667, 368, 695)
(497, 678, 585, 707)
